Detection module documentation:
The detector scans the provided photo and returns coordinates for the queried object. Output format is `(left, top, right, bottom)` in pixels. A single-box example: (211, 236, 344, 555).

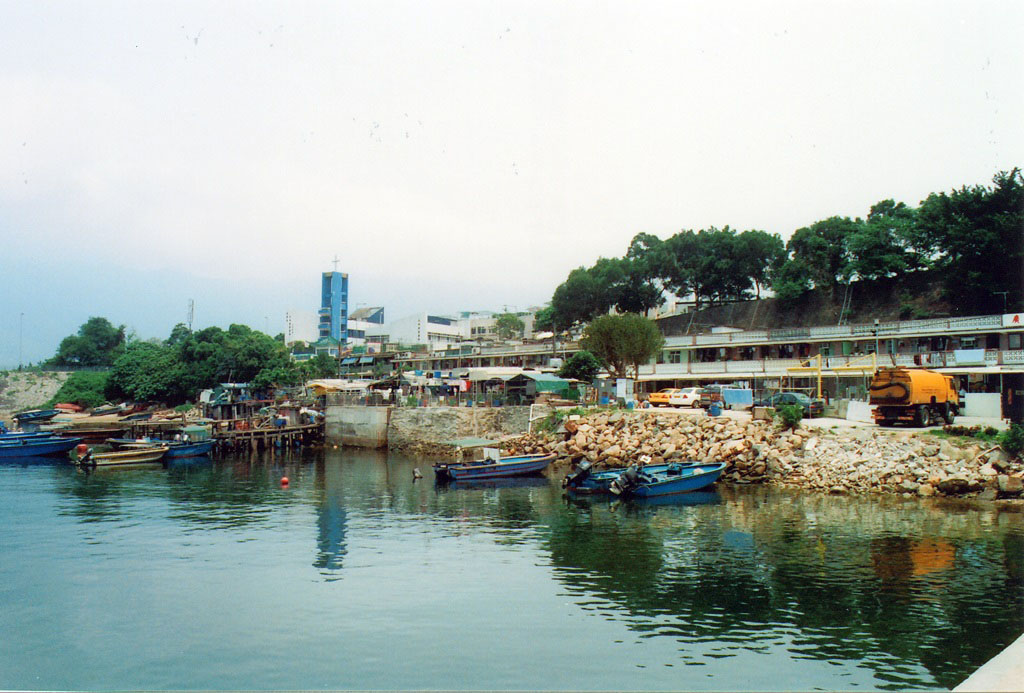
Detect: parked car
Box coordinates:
(648, 388, 680, 407)
(698, 385, 726, 409)
(756, 392, 824, 418)
(669, 387, 701, 408)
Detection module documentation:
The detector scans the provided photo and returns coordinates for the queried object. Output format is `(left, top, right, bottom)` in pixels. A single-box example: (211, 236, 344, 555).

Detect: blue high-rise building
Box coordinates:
(319, 271, 349, 343)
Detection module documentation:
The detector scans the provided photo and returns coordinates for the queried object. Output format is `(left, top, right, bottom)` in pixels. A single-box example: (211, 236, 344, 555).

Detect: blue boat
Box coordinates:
(434, 453, 555, 481)
(108, 438, 216, 459)
(563, 460, 701, 494)
(611, 462, 727, 498)
(12, 409, 60, 424)
(0, 436, 83, 458)
(164, 439, 215, 458)
(0, 431, 59, 440)
(564, 460, 725, 497)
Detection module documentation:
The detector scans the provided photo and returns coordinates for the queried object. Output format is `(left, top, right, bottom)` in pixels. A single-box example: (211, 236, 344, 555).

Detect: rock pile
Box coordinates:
(501, 411, 1024, 500)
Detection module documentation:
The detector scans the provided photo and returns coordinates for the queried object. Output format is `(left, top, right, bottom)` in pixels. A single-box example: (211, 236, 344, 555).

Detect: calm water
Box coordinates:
(1, 449, 1022, 691)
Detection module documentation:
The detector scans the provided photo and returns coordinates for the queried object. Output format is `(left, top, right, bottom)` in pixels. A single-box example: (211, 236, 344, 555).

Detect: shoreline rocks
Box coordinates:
(500, 411, 1024, 501)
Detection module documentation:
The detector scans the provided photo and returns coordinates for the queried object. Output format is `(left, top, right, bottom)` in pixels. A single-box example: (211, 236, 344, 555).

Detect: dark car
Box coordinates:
(758, 392, 824, 418)
(698, 385, 725, 409)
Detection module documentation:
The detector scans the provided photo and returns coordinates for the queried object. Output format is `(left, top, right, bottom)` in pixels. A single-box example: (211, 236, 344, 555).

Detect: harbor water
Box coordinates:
(0, 449, 1021, 691)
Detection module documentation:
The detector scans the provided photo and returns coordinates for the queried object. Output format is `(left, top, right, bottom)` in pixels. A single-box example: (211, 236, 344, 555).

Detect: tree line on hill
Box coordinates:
(46, 319, 338, 408)
(539, 168, 1023, 332)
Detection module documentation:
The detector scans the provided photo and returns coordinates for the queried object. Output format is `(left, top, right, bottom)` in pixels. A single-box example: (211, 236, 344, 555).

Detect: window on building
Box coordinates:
(1010, 334, 1022, 349)
(669, 351, 682, 364)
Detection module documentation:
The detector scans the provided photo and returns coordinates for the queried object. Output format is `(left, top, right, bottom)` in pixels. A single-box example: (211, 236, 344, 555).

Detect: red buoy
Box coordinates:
(280, 476, 289, 487)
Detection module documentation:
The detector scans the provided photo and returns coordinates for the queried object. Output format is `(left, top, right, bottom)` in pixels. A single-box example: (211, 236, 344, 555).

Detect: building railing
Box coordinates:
(669, 314, 1007, 348)
(643, 349, 1014, 378)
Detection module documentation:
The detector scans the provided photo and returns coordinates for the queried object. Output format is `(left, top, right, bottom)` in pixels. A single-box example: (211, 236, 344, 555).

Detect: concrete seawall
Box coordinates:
(325, 406, 391, 448)
(325, 405, 545, 450)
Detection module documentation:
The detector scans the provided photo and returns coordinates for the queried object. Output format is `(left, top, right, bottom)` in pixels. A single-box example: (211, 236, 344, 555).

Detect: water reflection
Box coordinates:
(36, 449, 1024, 690)
(543, 486, 1024, 690)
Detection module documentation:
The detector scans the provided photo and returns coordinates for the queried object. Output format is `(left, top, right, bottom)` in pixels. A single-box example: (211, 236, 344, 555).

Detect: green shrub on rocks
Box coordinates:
(999, 424, 1024, 459)
(775, 404, 803, 430)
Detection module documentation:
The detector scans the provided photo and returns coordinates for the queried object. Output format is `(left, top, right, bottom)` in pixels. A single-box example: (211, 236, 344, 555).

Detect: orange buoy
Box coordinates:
(280, 476, 289, 487)
(76, 444, 89, 456)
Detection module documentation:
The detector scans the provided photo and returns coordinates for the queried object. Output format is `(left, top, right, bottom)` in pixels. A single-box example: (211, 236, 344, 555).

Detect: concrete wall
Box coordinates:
(325, 406, 390, 448)
(325, 405, 542, 449)
(963, 393, 1001, 418)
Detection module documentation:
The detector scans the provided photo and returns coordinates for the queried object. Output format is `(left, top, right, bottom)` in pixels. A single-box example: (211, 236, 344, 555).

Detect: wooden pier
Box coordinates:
(126, 418, 325, 453)
(209, 421, 324, 453)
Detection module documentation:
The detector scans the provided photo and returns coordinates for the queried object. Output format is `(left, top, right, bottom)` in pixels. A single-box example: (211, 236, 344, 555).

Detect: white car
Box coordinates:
(669, 387, 701, 408)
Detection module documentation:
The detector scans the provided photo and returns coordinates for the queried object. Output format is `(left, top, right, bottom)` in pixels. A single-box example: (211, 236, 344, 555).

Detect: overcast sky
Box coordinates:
(1, 0, 1021, 367)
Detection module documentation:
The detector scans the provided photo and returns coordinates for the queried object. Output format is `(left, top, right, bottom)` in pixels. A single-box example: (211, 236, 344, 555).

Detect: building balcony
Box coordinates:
(670, 314, 1008, 349)
(640, 349, 1022, 380)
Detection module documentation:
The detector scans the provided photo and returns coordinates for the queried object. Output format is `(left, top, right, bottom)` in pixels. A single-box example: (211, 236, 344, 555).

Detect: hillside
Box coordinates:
(0, 371, 70, 423)
(659, 270, 955, 335)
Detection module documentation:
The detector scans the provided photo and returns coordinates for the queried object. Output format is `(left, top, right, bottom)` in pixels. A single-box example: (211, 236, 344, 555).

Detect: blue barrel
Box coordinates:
(626, 400, 635, 410)
(708, 403, 722, 416)
(600, 396, 609, 406)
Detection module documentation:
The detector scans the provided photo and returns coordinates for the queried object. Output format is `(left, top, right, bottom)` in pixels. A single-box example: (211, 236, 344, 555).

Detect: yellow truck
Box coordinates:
(869, 367, 959, 427)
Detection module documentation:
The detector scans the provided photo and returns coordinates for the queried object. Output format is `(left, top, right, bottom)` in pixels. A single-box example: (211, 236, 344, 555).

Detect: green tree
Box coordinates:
(771, 256, 816, 302)
(664, 227, 756, 307)
(551, 266, 611, 329)
(786, 216, 862, 293)
(558, 349, 603, 383)
(580, 314, 664, 380)
(735, 229, 786, 298)
(301, 353, 338, 379)
(107, 342, 186, 402)
(912, 168, 1024, 313)
(49, 317, 127, 367)
(845, 200, 920, 280)
(494, 313, 525, 340)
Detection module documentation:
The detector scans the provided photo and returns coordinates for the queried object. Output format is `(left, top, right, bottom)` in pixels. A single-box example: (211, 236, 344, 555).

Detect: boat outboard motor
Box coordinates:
(610, 464, 641, 496)
(562, 459, 593, 489)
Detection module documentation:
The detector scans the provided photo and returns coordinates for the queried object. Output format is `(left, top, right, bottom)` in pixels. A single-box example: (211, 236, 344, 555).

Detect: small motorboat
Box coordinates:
(563, 459, 703, 494)
(608, 461, 727, 498)
(75, 446, 169, 467)
(12, 409, 60, 424)
(434, 452, 555, 482)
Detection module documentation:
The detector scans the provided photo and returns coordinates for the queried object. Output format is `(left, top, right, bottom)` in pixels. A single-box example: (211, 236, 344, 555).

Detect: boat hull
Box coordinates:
(565, 462, 702, 494)
(164, 440, 215, 458)
(0, 436, 83, 458)
(85, 447, 169, 466)
(108, 439, 215, 458)
(615, 463, 727, 497)
(13, 409, 60, 424)
(435, 453, 555, 481)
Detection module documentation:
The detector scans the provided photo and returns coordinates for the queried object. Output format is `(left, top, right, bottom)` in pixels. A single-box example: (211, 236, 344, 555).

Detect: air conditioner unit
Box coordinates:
(472, 347, 481, 354)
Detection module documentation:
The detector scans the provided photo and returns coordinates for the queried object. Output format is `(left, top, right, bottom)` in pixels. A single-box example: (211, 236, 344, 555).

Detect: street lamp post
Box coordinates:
(874, 319, 880, 357)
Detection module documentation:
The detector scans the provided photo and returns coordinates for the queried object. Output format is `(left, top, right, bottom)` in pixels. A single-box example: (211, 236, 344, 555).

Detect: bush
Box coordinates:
(999, 424, 1024, 458)
(775, 404, 804, 430)
(46, 371, 110, 409)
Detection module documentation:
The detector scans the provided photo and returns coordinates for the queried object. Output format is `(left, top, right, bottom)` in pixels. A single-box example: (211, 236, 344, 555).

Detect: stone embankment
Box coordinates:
(501, 411, 1024, 500)
(0, 371, 69, 423)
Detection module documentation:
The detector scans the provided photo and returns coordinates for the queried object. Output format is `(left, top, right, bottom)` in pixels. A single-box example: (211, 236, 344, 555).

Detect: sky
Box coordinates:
(1, 0, 1021, 367)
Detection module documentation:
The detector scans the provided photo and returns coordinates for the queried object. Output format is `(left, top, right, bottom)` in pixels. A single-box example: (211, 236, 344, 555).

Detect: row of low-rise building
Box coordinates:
(386, 311, 1024, 422)
(282, 266, 1024, 421)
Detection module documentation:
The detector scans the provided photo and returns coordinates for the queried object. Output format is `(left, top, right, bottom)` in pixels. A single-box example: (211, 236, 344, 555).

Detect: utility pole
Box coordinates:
(19, 312, 24, 370)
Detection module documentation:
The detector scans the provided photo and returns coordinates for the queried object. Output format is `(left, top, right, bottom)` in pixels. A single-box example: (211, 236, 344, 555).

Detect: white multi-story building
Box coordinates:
(285, 309, 319, 344)
(379, 313, 467, 350)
